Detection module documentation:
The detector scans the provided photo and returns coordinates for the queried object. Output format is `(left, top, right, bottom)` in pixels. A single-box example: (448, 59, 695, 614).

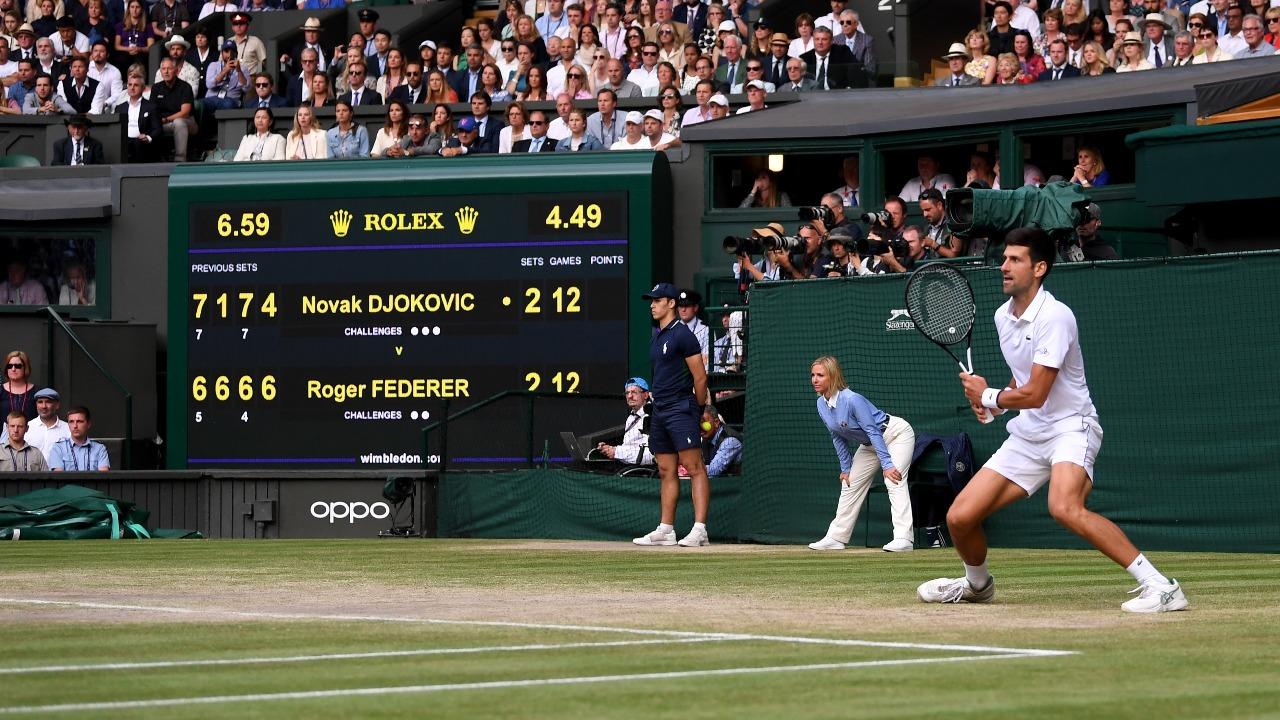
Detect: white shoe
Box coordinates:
(882, 539, 914, 552)
(1121, 578, 1189, 613)
(917, 576, 996, 604)
(632, 526, 676, 546)
(808, 537, 846, 550)
(677, 527, 710, 547)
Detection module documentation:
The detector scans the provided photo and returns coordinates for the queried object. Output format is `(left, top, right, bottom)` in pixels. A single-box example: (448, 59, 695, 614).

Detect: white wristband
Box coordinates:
(981, 387, 1003, 410)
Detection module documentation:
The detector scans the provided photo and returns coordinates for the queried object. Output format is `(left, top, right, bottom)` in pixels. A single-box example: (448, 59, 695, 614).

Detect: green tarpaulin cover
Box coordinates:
(0, 485, 201, 540)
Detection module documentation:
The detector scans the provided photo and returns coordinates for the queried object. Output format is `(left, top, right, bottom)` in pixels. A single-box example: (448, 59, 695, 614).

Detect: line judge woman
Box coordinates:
(809, 356, 915, 552)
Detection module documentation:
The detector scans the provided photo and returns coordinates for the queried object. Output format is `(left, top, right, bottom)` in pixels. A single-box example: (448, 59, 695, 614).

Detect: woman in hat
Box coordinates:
(808, 355, 916, 553)
(1115, 31, 1153, 72)
(1107, 18, 1133, 66)
(1, 350, 37, 422)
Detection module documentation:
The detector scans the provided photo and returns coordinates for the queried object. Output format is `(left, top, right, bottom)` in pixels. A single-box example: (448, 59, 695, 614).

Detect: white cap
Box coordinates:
(745, 79, 766, 91)
(625, 110, 645, 124)
(709, 93, 728, 107)
(419, 39, 437, 50)
(643, 108, 664, 122)
(717, 20, 736, 33)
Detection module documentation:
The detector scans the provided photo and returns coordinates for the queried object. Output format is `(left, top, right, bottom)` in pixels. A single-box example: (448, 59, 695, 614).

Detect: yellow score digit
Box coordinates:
(525, 371, 580, 393)
(191, 292, 277, 319)
(191, 375, 277, 402)
(544, 204, 602, 229)
(216, 212, 271, 238)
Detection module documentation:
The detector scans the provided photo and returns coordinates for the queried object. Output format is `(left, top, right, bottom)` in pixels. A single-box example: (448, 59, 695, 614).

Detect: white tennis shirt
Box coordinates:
(995, 287, 1099, 441)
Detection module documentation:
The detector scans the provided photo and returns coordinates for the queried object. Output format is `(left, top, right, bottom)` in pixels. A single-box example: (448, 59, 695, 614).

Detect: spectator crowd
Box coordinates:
(0, 349, 110, 472)
(6, 0, 1272, 163)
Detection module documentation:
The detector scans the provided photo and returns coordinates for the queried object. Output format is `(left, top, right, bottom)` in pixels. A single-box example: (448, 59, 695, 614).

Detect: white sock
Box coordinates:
(657, 523, 673, 533)
(692, 522, 707, 533)
(1126, 554, 1170, 586)
(964, 562, 991, 589)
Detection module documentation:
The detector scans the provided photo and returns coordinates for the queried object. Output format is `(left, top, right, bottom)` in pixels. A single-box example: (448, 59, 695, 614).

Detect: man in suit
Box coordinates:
(714, 35, 746, 94)
(780, 57, 816, 91)
(1140, 13, 1175, 67)
(799, 27, 860, 90)
(116, 74, 162, 162)
(242, 72, 287, 109)
(765, 33, 790, 86)
(1037, 39, 1080, 81)
(338, 61, 382, 106)
(449, 44, 484, 103)
(833, 9, 876, 79)
(512, 110, 558, 152)
(56, 56, 97, 114)
(387, 62, 427, 105)
(286, 47, 321, 107)
(934, 43, 980, 86)
(51, 114, 104, 165)
(1166, 30, 1196, 66)
(466, 91, 503, 154)
(671, 0, 706, 39)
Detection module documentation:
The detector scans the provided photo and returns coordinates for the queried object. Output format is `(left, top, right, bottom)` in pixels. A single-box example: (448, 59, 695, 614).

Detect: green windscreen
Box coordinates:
(738, 253, 1280, 552)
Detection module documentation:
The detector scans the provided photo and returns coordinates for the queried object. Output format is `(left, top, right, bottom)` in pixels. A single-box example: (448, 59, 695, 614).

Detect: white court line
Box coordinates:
(0, 638, 731, 675)
(0, 597, 1076, 658)
(0, 653, 1043, 715)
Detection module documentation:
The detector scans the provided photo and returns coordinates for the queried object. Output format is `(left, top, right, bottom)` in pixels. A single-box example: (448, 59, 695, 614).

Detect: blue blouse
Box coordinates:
(815, 388, 894, 472)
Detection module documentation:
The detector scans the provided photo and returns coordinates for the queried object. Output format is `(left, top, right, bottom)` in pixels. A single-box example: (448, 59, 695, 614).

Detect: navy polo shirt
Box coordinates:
(649, 318, 701, 404)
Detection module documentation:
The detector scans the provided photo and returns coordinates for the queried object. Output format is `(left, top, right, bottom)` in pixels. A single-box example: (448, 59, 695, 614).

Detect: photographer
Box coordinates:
(874, 226, 926, 274)
(883, 197, 908, 241)
(203, 40, 248, 111)
(858, 223, 911, 275)
(729, 223, 786, 284)
(919, 188, 965, 258)
(820, 229, 871, 277)
(796, 222, 831, 279)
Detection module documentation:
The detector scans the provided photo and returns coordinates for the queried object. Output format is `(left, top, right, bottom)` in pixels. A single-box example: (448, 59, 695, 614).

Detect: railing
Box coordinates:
(41, 307, 134, 469)
(421, 390, 618, 474)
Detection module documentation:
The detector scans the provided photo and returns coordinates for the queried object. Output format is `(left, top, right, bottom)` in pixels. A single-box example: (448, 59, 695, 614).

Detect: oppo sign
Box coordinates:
(310, 501, 391, 524)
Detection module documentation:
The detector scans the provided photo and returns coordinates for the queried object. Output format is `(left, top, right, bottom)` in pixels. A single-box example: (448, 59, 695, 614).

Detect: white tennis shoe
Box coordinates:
(917, 576, 996, 604)
(882, 539, 914, 552)
(677, 526, 710, 547)
(808, 537, 845, 550)
(1121, 579, 1189, 613)
(632, 526, 676, 546)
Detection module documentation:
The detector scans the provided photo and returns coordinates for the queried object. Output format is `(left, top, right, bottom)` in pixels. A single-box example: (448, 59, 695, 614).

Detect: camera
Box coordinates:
(764, 234, 803, 254)
(723, 235, 763, 256)
(860, 210, 893, 226)
(857, 225, 908, 258)
(797, 205, 834, 226)
(818, 258, 847, 277)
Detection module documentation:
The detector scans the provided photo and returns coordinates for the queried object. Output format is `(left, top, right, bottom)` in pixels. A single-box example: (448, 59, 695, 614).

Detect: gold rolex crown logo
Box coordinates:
(455, 206, 479, 235)
(329, 209, 353, 238)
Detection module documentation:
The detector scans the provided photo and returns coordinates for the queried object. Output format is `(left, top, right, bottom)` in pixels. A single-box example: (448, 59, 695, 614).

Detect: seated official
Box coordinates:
(700, 406, 742, 477)
(47, 406, 110, 471)
(51, 113, 104, 165)
(594, 377, 655, 466)
(0, 412, 49, 472)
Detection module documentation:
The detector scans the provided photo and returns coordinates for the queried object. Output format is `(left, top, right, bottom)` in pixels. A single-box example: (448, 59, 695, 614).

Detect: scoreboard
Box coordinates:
(166, 155, 670, 469)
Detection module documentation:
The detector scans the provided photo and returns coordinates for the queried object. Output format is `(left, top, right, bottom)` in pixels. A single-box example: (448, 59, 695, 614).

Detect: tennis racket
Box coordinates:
(903, 263, 993, 424)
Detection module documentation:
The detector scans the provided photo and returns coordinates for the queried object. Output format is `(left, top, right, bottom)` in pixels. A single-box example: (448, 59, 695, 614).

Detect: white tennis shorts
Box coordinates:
(984, 420, 1103, 496)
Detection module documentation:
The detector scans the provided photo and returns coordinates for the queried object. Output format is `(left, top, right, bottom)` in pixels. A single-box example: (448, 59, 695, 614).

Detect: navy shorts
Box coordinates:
(647, 397, 702, 455)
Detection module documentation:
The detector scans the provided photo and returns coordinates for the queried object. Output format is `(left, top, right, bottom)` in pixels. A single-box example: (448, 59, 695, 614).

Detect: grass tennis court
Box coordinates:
(2, 540, 1277, 718)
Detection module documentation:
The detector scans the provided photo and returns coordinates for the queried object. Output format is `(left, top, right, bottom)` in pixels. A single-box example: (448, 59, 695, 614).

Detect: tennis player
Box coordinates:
(917, 228, 1188, 613)
(809, 356, 915, 552)
(632, 283, 713, 548)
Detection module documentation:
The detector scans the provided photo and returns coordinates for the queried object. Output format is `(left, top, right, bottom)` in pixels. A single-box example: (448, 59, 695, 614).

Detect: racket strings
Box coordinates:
(905, 266, 977, 345)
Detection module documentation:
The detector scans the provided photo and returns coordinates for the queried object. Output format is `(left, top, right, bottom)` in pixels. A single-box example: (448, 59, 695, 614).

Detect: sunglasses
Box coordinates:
(747, 65, 762, 70)
(840, 20, 854, 25)
(502, 46, 515, 51)
(1188, 22, 1202, 28)
(594, 53, 606, 59)
(659, 29, 672, 34)
(641, 50, 657, 55)
(408, 122, 425, 127)
(254, 82, 269, 87)
(405, 71, 421, 76)
(6, 363, 23, 369)
(529, 120, 545, 125)
(1199, 31, 1214, 37)
(662, 94, 677, 99)
(232, 21, 247, 25)
(568, 72, 583, 78)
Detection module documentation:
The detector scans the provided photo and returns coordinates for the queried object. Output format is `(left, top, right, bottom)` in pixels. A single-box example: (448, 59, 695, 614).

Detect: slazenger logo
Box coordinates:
(885, 309, 915, 331)
(310, 501, 391, 524)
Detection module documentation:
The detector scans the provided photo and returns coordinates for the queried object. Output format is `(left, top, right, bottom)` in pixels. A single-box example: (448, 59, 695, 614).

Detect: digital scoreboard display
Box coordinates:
(168, 157, 668, 469)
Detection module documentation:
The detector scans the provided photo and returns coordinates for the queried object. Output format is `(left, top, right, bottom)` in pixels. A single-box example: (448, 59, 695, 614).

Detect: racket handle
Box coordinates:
(978, 408, 994, 424)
